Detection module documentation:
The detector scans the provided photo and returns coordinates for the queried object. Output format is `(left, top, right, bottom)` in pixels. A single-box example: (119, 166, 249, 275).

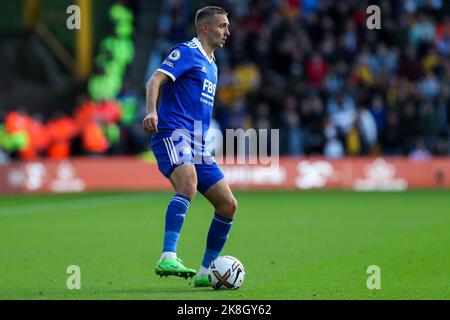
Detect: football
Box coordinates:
(208, 255, 245, 290)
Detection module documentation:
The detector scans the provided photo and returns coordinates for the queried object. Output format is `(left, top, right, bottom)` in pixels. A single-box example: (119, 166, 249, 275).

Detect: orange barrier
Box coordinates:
(1, 157, 449, 194)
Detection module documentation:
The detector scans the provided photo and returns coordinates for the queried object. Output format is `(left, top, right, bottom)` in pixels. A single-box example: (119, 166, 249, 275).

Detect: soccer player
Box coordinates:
(143, 6, 236, 287)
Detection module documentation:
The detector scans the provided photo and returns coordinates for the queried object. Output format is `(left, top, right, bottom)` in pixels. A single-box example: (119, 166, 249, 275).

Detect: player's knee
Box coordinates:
(231, 197, 238, 214)
(219, 197, 238, 219)
(178, 179, 197, 199)
(230, 198, 238, 218)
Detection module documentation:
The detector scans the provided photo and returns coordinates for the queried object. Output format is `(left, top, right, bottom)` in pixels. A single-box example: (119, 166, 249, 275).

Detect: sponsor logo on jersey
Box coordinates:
(163, 60, 174, 67)
(202, 79, 216, 96)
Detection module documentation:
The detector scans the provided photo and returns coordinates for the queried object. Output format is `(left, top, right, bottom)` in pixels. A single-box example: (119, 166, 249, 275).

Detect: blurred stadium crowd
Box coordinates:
(1, 0, 450, 163)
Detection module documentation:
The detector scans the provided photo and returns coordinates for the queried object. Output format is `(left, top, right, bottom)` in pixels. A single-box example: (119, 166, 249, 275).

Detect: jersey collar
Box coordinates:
(192, 37, 215, 64)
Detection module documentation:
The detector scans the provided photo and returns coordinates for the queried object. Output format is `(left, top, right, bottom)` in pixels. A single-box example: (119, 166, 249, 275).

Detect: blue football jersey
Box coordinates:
(156, 37, 218, 137)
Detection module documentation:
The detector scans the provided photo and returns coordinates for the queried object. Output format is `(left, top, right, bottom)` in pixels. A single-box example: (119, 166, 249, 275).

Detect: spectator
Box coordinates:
(369, 95, 387, 134)
(327, 92, 356, 136)
(399, 101, 421, 153)
(419, 100, 439, 152)
(304, 53, 328, 88)
(280, 95, 303, 155)
(409, 137, 432, 160)
(418, 71, 440, 99)
(323, 118, 344, 159)
(381, 110, 402, 155)
(356, 105, 378, 155)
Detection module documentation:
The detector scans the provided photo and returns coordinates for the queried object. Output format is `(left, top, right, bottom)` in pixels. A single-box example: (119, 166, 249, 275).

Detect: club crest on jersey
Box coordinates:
(168, 49, 181, 61)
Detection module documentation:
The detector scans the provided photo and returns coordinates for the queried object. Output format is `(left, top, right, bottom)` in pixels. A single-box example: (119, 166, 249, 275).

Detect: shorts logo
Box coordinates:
(180, 146, 191, 155)
(168, 49, 181, 61)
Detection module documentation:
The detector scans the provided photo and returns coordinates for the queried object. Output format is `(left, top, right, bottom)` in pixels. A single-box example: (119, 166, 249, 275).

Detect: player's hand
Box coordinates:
(143, 112, 158, 133)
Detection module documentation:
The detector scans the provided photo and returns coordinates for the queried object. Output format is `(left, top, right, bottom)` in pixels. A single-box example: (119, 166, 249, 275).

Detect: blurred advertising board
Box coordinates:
(1, 157, 450, 194)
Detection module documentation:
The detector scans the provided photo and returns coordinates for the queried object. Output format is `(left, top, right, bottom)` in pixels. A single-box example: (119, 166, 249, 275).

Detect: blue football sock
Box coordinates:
(162, 194, 191, 254)
(201, 212, 233, 269)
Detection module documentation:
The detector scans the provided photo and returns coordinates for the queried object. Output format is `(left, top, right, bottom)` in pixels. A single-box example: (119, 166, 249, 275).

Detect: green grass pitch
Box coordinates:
(1, 190, 449, 300)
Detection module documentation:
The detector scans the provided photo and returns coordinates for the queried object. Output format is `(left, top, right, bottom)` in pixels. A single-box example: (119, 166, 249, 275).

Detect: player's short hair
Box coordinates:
(195, 6, 228, 26)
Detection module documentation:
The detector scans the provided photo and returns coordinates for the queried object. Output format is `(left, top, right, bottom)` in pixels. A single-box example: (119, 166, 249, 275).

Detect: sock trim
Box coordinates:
(173, 196, 191, 208)
(213, 212, 233, 224)
(174, 194, 192, 202)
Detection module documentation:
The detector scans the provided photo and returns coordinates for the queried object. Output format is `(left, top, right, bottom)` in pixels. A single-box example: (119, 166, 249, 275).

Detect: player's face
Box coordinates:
(207, 14, 230, 49)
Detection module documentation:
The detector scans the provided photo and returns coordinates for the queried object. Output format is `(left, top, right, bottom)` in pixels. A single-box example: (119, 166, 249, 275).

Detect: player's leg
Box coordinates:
(162, 163, 198, 257)
(152, 133, 197, 278)
(194, 162, 237, 286)
(155, 164, 198, 278)
(200, 179, 237, 271)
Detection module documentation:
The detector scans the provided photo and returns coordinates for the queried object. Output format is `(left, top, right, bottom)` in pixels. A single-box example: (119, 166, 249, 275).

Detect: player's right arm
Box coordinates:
(144, 45, 192, 133)
(143, 71, 169, 134)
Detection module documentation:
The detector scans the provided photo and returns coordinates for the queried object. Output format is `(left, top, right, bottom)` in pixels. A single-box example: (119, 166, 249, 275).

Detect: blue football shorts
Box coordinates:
(151, 129, 225, 194)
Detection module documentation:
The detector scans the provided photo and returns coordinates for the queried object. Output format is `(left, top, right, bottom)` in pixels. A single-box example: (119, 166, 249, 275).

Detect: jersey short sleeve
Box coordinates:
(156, 45, 193, 81)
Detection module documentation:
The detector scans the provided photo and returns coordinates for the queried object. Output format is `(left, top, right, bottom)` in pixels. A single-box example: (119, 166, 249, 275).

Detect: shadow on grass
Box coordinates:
(101, 287, 218, 296)
(98, 285, 250, 300)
